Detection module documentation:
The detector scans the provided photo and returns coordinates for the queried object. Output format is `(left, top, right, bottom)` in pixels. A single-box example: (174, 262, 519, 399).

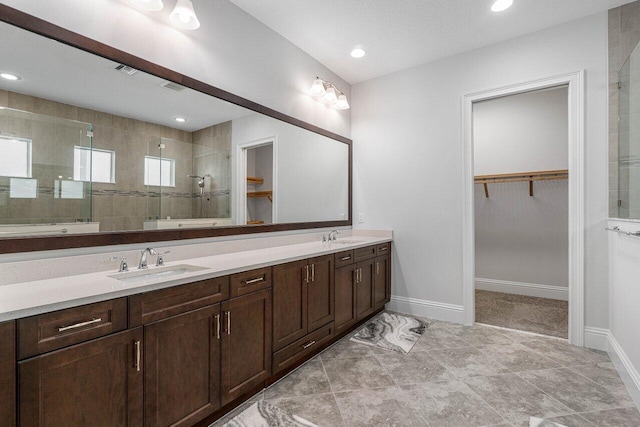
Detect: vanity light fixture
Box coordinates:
(491, 0, 513, 12)
(0, 72, 21, 81)
(308, 77, 350, 110)
(169, 0, 201, 30)
(129, 0, 164, 12)
(350, 48, 366, 58)
(174, 117, 187, 123)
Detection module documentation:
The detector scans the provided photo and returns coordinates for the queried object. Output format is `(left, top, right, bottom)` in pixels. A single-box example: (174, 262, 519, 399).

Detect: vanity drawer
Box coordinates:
(335, 250, 355, 267)
(18, 298, 128, 359)
(230, 267, 272, 298)
(129, 276, 229, 327)
(376, 242, 390, 255)
(354, 245, 377, 262)
(272, 322, 334, 375)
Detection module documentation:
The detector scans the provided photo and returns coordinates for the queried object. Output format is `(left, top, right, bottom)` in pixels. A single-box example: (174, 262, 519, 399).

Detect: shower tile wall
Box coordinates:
(191, 122, 232, 219)
(0, 89, 194, 231)
(609, 1, 640, 218)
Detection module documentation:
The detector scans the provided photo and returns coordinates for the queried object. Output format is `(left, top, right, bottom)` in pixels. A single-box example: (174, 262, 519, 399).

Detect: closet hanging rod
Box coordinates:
(605, 226, 640, 237)
(474, 169, 568, 198)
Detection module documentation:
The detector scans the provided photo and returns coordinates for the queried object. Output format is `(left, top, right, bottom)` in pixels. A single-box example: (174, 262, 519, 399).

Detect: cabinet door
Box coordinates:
(335, 264, 357, 336)
(356, 259, 376, 321)
(272, 260, 307, 351)
(19, 328, 143, 427)
(307, 254, 334, 332)
(374, 255, 389, 309)
(221, 289, 272, 406)
(144, 305, 220, 427)
(0, 321, 15, 427)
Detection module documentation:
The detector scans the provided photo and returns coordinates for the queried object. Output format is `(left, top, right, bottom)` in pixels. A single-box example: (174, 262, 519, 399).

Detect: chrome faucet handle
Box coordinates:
(322, 235, 327, 242)
(138, 247, 158, 269)
(109, 256, 129, 272)
(156, 250, 170, 267)
(328, 230, 340, 241)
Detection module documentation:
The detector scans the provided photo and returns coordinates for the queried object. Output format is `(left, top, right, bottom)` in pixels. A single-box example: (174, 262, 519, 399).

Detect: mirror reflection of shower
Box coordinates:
(189, 174, 211, 217)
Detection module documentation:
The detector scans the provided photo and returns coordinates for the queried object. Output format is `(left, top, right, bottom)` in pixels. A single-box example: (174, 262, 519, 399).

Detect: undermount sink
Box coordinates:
(108, 264, 208, 283)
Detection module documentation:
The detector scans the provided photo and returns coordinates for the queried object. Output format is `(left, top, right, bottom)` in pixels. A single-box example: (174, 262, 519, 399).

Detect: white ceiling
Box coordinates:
(229, 0, 634, 84)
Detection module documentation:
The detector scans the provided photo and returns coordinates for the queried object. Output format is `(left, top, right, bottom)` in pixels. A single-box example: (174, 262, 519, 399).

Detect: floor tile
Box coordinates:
(569, 362, 636, 403)
(464, 373, 573, 423)
(320, 338, 373, 360)
(210, 391, 263, 426)
(443, 324, 513, 346)
(579, 406, 640, 427)
(267, 393, 345, 427)
(518, 368, 634, 412)
(400, 380, 505, 427)
(476, 342, 561, 372)
(510, 413, 593, 427)
(372, 347, 455, 385)
(322, 356, 395, 392)
(520, 339, 610, 367)
(264, 360, 331, 400)
(411, 327, 474, 351)
(429, 346, 511, 378)
(334, 386, 426, 427)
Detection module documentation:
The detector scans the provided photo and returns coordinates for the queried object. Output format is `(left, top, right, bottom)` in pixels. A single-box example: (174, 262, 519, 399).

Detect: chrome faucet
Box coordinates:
(328, 230, 340, 241)
(138, 248, 158, 269)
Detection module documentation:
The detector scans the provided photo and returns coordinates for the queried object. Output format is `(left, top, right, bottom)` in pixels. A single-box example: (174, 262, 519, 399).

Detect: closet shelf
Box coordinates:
(247, 176, 264, 185)
(247, 190, 273, 202)
(246, 220, 264, 225)
(474, 169, 568, 198)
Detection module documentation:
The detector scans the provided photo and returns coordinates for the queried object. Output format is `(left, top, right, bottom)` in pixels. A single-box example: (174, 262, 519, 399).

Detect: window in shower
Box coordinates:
(0, 136, 32, 178)
(144, 155, 175, 187)
(74, 146, 115, 183)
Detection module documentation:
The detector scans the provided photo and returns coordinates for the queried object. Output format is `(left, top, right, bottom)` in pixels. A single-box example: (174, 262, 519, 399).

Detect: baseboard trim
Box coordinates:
(388, 295, 464, 323)
(475, 278, 568, 301)
(583, 326, 609, 351)
(608, 332, 640, 408)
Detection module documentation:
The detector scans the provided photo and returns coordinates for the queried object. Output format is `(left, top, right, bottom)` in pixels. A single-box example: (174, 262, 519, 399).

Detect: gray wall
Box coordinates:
(352, 13, 609, 329)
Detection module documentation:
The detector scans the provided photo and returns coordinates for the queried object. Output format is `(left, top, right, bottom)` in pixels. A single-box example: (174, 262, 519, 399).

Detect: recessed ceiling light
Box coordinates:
(1, 73, 21, 81)
(174, 117, 187, 123)
(491, 0, 513, 12)
(350, 48, 366, 58)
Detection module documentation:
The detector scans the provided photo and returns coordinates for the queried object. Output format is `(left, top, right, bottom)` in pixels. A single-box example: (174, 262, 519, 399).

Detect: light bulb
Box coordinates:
(491, 0, 513, 12)
(335, 94, 350, 110)
(322, 87, 338, 105)
(129, 0, 164, 12)
(169, 0, 200, 30)
(309, 78, 326, 97)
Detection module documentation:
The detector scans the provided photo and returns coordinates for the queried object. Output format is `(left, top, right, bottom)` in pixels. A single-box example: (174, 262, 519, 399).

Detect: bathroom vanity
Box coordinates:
(0, 237, 391, 426)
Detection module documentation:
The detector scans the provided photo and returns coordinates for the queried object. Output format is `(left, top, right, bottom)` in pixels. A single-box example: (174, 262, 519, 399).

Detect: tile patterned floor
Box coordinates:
(475, 290, 568, 339)
(213, 313, 640, 427)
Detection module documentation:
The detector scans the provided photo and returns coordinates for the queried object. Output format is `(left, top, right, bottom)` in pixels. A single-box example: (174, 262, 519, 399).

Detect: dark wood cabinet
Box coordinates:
(374, 255, 390, 309)
(272, 255, 334, 353)
(143, 305, 221, 427)
(18, 328, 143, 427)
(0, 321, 15, 427)
(221, 288, 272, 405)
(356, 258, 375, 321)
(335, 263, 358, 335)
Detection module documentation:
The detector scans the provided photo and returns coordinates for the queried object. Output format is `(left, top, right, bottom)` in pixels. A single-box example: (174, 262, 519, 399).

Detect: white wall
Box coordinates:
(608, 219, 640, 401)
(232, 113, 349, 224)
(1, 0, 350, 138)
(474, 88, 569, 295)
(352, 13, 609, 328)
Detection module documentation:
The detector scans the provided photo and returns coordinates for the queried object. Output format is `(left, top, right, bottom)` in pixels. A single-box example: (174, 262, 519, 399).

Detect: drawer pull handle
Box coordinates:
(302, 340, 316, 349)
(58, 317, 102, 333)
(379, 246, 388, 252)
(311, 264, 315, 282)
(340, 256, 351, 261)
(244, 277, 265, 285)
(214, 314, 221, 339)
(134, 340, 141, 372)
(376, 262, 380, 275)
(226, 311, 231, 335)
(305, 265, 310, 283)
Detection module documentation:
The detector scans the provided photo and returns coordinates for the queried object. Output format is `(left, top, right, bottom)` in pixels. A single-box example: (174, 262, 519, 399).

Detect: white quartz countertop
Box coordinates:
(0, 236, 391, 321)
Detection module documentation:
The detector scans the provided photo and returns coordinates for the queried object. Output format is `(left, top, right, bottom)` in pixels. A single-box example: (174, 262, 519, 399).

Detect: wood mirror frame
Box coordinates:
(0, 5, 352, 254)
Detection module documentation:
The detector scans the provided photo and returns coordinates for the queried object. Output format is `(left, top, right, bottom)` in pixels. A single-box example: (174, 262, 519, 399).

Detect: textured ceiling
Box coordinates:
(229, 0, 634, 84)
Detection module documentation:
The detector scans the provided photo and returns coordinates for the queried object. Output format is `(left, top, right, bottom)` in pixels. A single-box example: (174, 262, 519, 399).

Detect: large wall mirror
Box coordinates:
(0, 7, 351, 253)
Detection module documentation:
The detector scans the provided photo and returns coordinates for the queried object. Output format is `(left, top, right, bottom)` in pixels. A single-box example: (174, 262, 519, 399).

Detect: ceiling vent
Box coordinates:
(114, 64, 138, 76)
(160, 81, 186, 92)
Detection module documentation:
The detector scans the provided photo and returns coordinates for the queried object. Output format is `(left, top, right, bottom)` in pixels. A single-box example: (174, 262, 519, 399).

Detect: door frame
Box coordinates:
(234, 136, 278, 225)
(461, 71, 585, 346)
